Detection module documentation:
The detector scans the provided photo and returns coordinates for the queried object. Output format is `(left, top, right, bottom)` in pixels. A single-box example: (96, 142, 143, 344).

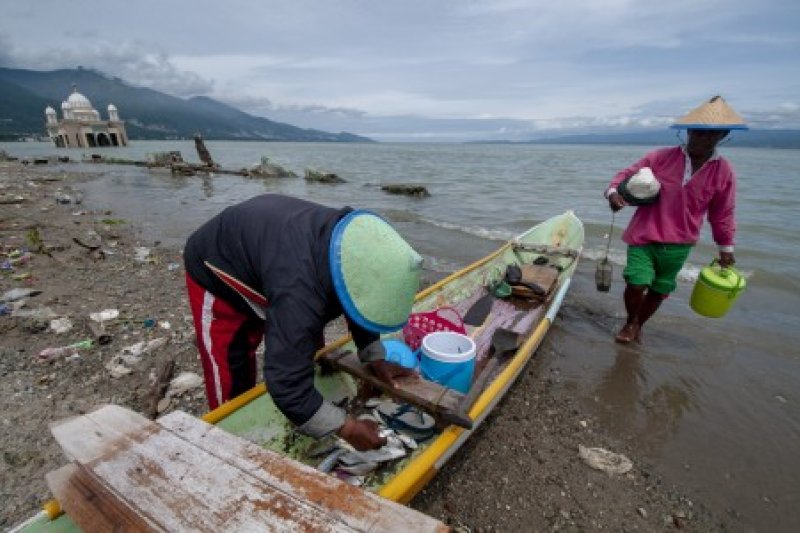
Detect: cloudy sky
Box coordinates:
(1, 0, 798, 140)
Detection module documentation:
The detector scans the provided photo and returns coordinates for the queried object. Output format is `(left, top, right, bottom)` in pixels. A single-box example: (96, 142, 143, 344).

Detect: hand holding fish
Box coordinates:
(337, 418, 386, 451)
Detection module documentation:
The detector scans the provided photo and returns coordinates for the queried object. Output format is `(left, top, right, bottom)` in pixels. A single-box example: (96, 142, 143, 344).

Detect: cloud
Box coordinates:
(1, 1, 798, 138)
(0, 35, 213, 97)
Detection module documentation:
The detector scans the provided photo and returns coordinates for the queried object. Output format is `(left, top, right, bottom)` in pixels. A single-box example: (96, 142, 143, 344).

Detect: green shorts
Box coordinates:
(623, 244, 693, 294)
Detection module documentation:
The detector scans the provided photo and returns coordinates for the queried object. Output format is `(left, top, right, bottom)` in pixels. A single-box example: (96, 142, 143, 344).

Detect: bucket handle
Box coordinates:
(709, 259, 745, 299)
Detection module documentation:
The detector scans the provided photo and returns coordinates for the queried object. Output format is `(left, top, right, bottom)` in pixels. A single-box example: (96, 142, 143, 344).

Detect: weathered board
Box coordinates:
(48, 404, 448, 532)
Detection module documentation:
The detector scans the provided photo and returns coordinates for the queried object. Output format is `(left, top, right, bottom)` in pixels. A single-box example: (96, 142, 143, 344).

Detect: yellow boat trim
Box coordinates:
(414, 243, 511, 302)
(379, 316, 553, 504)
(202, 333, 356, 425)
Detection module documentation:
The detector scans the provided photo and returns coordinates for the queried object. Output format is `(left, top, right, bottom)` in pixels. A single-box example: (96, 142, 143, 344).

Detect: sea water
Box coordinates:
(3, 140, 799, 530)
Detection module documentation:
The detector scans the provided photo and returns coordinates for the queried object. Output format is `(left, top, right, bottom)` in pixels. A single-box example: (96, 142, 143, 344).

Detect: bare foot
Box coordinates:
(615, 323, 640, 344)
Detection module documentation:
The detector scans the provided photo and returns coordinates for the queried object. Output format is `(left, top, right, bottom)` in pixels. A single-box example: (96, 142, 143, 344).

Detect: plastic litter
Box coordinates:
(38, 339, 93, 361)
(49, 317, 73, 334)
(133, 247, 151, 262)
(54, 192, 73, 204)
(106, 337, 168, 378)
(12, 306, 57, 319)
(165, 372, 203, 398)
(89, 309, 119, 322)
(1, 288, 42, 303)
(578, 445, 633, 475)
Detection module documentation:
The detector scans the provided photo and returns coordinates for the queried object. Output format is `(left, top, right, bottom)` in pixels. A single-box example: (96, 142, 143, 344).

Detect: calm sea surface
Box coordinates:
(4, 140, 799, 530)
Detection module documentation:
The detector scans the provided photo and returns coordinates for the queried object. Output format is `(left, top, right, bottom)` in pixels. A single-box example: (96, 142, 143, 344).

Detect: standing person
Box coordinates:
(604, 96, 747, 343)
(184, 194, 423, 450)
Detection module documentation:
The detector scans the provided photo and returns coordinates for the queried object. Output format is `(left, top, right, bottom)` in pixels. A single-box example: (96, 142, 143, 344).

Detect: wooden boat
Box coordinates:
(17, 210, 583, 531)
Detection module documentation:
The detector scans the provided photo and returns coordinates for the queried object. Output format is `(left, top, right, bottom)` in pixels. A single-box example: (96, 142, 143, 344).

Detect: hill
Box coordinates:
(0, 67, 373, 142)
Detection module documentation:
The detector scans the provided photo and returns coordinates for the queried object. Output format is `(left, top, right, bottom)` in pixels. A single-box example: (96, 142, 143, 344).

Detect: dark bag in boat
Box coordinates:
(504, 264, 559, 299)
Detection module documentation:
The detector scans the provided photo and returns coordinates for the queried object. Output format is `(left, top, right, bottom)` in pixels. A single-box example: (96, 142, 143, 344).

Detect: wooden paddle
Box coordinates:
(456, 328, 521, 422)
(320, 349, 473, 429)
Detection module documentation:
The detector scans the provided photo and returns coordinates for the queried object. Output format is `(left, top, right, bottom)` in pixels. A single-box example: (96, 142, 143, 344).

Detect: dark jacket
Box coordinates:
(184, 194, 378, 431)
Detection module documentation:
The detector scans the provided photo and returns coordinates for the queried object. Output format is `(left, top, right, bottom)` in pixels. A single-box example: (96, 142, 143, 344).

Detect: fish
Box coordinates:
(306, 435, 339, 458)
(338, 461, 379, 476)
(332, 469, 364, 486)
(317, 448, 346, 473)
(364, 397, 383, 409)
(339, 445, 406, 465)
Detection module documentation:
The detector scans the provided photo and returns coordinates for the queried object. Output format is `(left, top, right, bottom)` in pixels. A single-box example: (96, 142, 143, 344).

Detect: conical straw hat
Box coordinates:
(330, 210, 422, 333)
(672, 95, 748, 130)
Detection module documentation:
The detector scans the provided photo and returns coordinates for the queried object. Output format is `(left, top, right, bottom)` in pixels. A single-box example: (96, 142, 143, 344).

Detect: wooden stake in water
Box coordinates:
(595, 212, 615, 292)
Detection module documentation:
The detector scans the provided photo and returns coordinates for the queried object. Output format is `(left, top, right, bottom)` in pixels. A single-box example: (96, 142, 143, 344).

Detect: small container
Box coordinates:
(419, 332, 476, 393)
(595, 258, 612, 292)
(382, 339, 417, 369)
(690, 261, 746, 318)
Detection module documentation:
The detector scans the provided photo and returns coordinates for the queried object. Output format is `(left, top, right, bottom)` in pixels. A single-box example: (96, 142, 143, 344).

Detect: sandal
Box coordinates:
(374, 401, 437, 441)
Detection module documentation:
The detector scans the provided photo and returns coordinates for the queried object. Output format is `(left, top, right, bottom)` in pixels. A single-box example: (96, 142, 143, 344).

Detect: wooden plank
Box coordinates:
(46, 463, 159, 532)
(321, 350, 471, 428)
(50, 406, 354, 531)
(159, 411, 449, 533)
(49, 405, 448, 532)
(518, 264, 559, 296)
(50, 403, 155, 463)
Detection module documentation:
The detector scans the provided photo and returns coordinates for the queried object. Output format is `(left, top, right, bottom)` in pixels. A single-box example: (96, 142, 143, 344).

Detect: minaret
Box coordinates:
(45, 106, 57, 125)
(108, 104, 120, 122)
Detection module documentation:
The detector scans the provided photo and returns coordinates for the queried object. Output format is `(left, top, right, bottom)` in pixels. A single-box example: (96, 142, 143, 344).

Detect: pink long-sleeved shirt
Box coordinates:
(606, 146, 736, 250)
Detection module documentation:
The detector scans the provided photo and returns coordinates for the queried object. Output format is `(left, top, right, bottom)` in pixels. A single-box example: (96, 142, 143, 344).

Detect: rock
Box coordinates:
(304, 169, 346, 183)
(380, 184, 430, 197)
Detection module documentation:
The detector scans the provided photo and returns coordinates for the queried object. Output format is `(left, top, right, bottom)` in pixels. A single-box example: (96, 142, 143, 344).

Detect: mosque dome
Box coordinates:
(61, 101, 71, 110)
(107, 104, 117, 111)
(67, 88, 93, 110)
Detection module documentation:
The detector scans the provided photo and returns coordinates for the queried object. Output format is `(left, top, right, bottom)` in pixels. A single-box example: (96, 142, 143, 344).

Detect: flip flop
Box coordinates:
(374, 401, 437, 441)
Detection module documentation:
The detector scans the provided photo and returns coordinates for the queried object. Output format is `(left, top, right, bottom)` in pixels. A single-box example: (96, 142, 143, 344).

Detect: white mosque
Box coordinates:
(45, 86, 128, 148)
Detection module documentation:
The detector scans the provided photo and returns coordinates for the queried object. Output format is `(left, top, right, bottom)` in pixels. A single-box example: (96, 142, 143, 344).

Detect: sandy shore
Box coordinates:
(0, 160, 725, 530)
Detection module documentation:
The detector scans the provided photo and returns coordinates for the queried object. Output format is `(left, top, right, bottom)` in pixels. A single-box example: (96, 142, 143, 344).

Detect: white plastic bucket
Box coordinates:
(419, 331, 476, 393)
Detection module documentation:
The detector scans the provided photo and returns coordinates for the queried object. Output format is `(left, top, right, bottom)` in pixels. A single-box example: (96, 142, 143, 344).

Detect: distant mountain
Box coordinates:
(0, 67, 373, 142)
(0, 78, 52, 137)
(523, 129, 800, 149)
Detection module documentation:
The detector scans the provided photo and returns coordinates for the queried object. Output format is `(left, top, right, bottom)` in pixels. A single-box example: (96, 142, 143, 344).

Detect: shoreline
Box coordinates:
(0, 161, 725, 530)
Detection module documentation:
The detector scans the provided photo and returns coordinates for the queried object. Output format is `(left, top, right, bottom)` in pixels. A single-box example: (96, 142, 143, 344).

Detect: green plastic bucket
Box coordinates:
(690, 261, 746, 318)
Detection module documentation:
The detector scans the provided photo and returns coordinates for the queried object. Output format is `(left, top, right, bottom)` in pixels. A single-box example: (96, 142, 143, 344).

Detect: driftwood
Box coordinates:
(193, 134, 216, 167)
(147, 359, 176, 419)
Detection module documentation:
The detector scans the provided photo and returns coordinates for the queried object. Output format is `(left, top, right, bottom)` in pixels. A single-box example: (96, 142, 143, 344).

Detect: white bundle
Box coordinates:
(626, 167, 661, 199)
